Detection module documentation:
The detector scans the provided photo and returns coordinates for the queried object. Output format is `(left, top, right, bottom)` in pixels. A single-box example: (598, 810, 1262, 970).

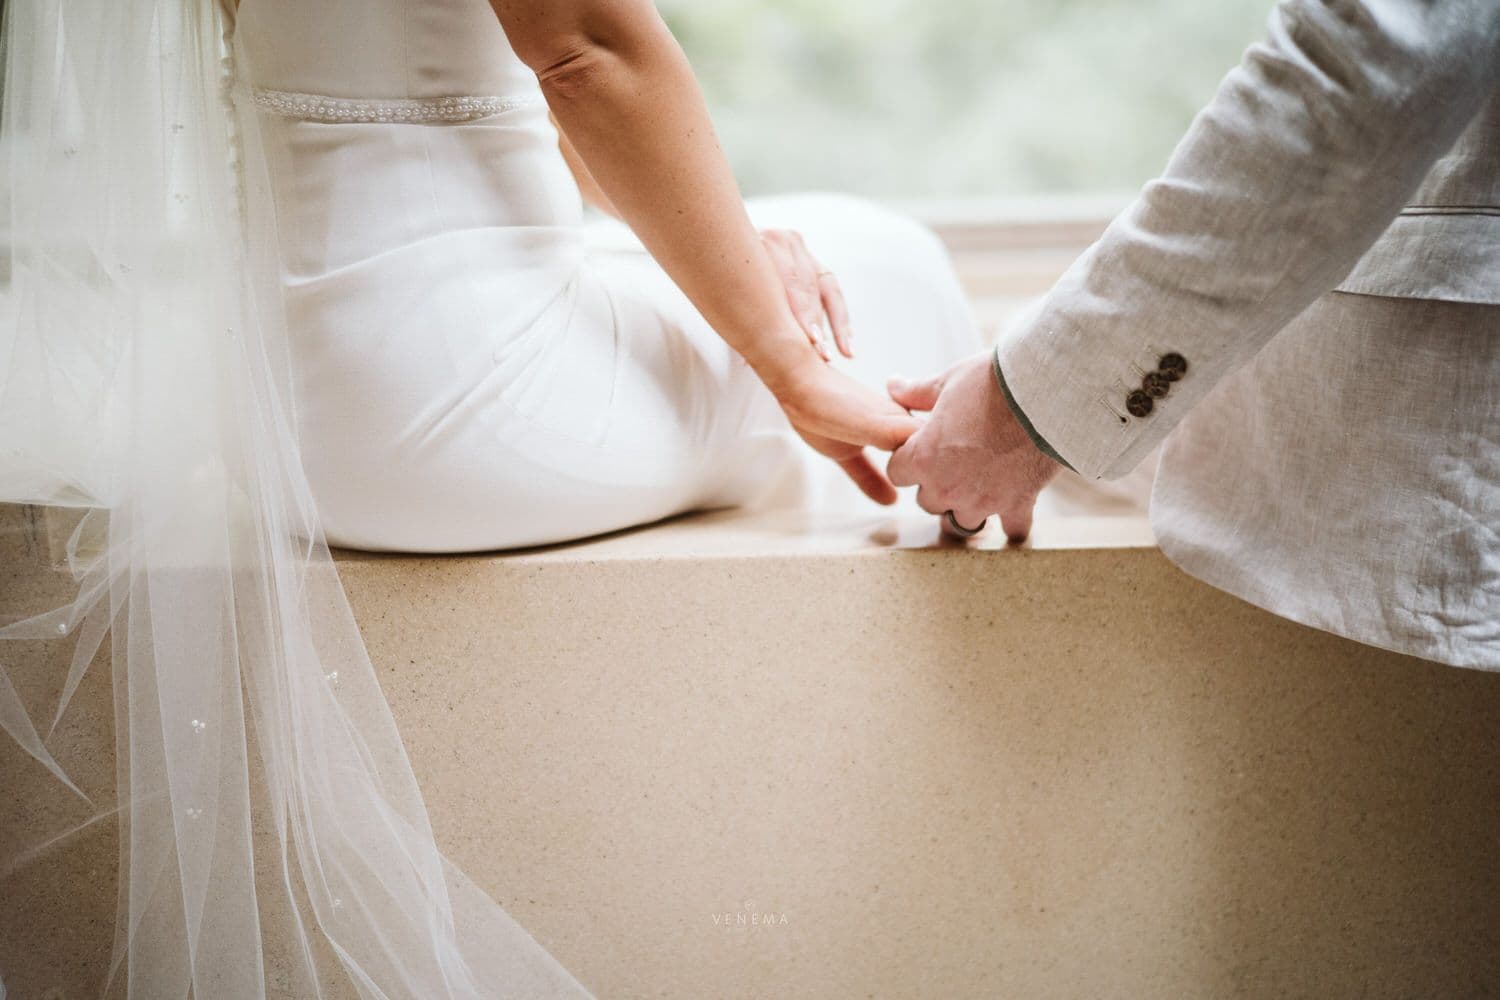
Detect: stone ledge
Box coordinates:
(6, 503, 1500, 998)
(331, 508, 1157, 565)
(335, 533, 1500, 998)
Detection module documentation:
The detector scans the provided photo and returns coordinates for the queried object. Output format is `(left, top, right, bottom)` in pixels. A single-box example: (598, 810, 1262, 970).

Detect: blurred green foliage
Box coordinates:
(660, 0, 1273, 197)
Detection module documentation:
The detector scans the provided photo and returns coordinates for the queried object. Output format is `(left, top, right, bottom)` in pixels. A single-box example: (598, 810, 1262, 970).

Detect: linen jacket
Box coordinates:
(996, 0, 1500, 667)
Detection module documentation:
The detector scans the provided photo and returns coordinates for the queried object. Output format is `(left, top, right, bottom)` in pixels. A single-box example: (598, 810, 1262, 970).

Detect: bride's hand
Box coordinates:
(764, 356, 921, 505)
(761, 229, 854, 361)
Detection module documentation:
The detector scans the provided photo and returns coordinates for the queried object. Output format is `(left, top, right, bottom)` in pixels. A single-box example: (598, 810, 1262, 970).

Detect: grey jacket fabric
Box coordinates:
(1337, 89, 1500, 303)
(997, 0, 1500, 668)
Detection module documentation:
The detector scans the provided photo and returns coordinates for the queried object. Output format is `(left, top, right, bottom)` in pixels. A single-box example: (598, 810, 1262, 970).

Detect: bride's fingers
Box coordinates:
(782, 363, 921, 450)
(785, 234, 848, 358)
(840, 412, 919, 453)
(818, 270, 854, 359)
(798, 402, 918, 453)
(837, 451, 900, 506)
(804, 311, 831, 361)
(788, 238, 833, 359)
(763, 231, 829, 359)
(793, 290, 830, 360)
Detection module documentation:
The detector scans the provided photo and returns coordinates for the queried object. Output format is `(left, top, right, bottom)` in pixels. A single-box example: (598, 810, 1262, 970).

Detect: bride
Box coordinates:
(0, 0, 974, 996)
(243, 0, 979, 551)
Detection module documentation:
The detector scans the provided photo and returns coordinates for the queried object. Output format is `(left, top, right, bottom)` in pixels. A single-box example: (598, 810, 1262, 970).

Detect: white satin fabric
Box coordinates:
(0, 0, 972, 994)
(1, 1, 585, 994)
(237, 0, 979, 553)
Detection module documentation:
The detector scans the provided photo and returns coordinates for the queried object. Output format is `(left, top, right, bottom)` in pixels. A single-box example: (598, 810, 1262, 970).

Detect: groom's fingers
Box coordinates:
(913, 485, 946, 516)
(999, 497, 1036, 545)
(887, 373, 944, 413)
(886, 435, 920, 488)
(838, 452, 899, 506)
(947, 507, 992, 535)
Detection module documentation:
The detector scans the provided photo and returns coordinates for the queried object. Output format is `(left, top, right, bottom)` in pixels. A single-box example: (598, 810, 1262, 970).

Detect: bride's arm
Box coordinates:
(551, 111, 618, 218)
(494, 1, 803, 382)
(490, 1, 915, 466)
(552, 106, 854, 360)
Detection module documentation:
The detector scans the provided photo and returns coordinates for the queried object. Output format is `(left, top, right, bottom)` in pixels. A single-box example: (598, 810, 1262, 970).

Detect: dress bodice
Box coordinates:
(229, 0, 577, 279)
(236, 0, 539, 105)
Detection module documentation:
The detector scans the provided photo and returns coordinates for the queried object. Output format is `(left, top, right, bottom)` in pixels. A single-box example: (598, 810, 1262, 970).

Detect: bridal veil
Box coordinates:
(0, 0, 587, 994)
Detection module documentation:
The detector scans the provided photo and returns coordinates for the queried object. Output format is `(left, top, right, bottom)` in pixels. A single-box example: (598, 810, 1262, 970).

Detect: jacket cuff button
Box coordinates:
(1142, 371, 1170, 398)
(1126, 390, 1154, 418)
(1158, 352, 1188, 380)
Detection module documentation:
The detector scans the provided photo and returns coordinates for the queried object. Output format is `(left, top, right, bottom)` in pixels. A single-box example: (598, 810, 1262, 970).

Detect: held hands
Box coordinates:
(769, 357, 920, 505)
(886, 350, 1061, 542)
(753, 228, 917, 504)
(751, 228, 1060, 527)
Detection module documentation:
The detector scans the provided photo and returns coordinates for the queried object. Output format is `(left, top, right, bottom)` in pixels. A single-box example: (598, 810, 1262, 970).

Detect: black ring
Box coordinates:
(943, 510, 985, 538)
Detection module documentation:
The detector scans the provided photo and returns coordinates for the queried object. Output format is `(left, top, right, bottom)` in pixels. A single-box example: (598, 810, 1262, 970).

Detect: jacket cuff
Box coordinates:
(991, 347, 1074, 473)
(993, 290, 1176, 482)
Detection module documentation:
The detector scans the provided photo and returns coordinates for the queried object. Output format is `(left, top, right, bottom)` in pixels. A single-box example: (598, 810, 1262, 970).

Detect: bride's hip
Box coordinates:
(285, 194, 977, 550)
(297, 368, 775, 553)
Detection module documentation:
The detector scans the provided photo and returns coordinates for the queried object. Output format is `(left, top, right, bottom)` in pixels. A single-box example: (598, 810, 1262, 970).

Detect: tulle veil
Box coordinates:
(0, 0, 588, 994)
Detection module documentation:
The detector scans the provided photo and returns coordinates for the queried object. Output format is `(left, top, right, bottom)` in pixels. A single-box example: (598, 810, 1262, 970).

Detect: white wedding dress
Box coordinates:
(3, 0, 975, 994)
(0, 2, 1149, 995)
(236, 0, 980, 552)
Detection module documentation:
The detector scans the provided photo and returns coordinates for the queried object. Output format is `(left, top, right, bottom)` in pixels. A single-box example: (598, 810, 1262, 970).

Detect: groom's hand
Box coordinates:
(886, 351, 1061, 543)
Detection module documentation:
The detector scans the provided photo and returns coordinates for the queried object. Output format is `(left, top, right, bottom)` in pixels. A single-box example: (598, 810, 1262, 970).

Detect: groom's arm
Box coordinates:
(997, 0, 1500, 481)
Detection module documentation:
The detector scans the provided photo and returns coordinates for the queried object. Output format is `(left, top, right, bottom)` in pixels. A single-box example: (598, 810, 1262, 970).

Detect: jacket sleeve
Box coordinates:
(996, 0, 1500, 480)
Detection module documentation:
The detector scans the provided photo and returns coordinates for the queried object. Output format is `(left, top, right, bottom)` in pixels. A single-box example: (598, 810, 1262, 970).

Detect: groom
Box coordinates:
(887, 0, 1500, 671)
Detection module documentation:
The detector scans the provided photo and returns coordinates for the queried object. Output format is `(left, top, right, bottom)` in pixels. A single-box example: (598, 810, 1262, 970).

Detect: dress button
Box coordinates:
(1126, 389, 1153, 418)
(1158, 353, 1188, 380)
(1142, 371, 1170, 398)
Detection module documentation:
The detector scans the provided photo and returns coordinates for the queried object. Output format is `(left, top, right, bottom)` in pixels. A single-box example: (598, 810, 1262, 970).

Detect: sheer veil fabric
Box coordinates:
(0, 1, 589, 995)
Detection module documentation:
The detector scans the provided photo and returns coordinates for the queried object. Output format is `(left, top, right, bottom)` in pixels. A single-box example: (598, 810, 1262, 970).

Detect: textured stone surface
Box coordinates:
(4, 504, 1500, 998)
(339, 525, 1500, 999)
